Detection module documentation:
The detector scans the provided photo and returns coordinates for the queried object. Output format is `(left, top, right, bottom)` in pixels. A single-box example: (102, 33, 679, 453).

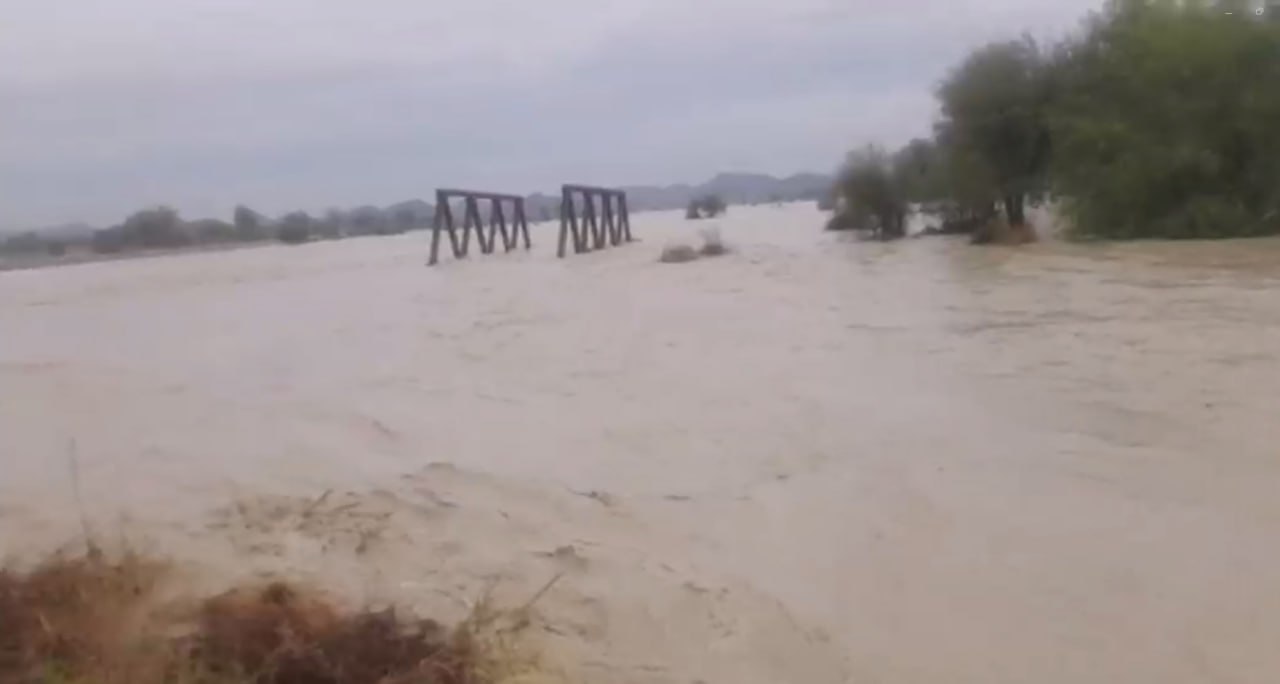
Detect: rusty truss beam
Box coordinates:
(557, 185, 632, 258)
(428, 188, 531, 266)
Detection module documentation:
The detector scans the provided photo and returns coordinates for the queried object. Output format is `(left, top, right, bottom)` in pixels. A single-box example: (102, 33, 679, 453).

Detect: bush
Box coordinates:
(686, 195, 727, 220)
(122, 206, 189, 248)
(659, 243, 700, 263)
(830, 146, 907, 240)
(825, 210, 870, 233)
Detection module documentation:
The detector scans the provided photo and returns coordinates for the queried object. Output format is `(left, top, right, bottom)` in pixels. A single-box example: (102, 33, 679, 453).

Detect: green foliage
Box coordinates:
(936, 37, 1052, 226)
(892, 138, 949, 204)
(1050, 0, 1280, 239)
(830, 1, 1280, 243)
(830, 146, 907, 239)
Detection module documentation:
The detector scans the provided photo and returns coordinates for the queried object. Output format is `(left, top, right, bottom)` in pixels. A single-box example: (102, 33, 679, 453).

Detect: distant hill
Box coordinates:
(492, 172, 834, 224)
(525, 172, 833, 217)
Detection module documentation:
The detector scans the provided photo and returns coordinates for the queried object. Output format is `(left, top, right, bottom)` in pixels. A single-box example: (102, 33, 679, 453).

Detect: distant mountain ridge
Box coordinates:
(523, 171, 833, 219)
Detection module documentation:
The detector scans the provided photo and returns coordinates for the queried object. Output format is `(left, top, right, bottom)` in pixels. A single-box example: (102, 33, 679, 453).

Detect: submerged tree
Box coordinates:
(892, 138, 949, 204)
(936, 37, 1052, 228)
(686, 194, 728, 220)
(829, 146, 907, 240)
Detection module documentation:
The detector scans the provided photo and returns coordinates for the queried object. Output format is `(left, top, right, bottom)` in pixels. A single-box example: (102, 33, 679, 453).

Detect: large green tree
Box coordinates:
(936, 37, 1052, 227)
(830, 146, 907, 239)
(892, 138, 949, 204)
(1050, 0, 1280, 238)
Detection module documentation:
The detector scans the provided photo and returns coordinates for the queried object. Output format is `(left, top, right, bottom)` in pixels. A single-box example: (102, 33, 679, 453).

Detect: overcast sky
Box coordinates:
(1, 0, 1101, 229)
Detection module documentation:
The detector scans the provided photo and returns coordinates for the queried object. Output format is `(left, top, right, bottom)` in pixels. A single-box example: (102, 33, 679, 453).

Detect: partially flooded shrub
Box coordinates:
(698, 228, 729, 257)
(659, 244, 700, 264)
(0, 553, 501, 684)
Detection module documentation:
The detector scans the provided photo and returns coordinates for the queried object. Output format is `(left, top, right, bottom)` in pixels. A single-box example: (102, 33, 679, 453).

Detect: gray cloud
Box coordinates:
(0, 0, 1100, 228)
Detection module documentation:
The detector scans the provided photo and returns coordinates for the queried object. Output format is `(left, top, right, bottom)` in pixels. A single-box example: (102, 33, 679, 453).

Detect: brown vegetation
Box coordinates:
(970, 218, 1037, 245)
(0, 553, 499, 684)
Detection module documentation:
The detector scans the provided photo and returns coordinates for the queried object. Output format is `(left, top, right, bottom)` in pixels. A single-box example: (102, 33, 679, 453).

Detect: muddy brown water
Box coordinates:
(2, 203, 1279, 683)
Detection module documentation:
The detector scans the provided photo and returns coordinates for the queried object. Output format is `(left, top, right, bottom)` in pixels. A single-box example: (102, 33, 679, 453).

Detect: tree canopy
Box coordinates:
(828, 146, 907, 239)
(936, 37, 1052, 227)
(827, 0, 1280, 242)
(1050, 0, 1280, 238)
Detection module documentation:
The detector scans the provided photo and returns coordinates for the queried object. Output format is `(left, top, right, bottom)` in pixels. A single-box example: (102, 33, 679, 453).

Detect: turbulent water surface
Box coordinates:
(3, 203, 1279, 683)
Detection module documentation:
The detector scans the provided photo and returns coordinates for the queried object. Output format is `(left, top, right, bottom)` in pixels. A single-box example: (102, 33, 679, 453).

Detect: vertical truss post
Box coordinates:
(557, 185, 633, 258)
(428, 189, 533, 265)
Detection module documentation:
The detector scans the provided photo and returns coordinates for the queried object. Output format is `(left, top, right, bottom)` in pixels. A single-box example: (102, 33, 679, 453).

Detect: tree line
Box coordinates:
(829, 0, 1280, 242)
(1, 203, 432, 261)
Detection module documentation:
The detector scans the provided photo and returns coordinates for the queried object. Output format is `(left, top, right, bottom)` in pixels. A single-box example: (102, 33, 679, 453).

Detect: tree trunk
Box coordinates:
(1004, 194, 1026, 226)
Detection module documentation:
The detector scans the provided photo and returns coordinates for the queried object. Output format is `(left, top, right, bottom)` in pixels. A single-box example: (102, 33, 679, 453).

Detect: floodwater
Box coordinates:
(2, 203, 1280, 683)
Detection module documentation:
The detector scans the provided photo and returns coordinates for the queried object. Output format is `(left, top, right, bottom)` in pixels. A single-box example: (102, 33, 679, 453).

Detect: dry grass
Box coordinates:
(0, 553, 513, 684)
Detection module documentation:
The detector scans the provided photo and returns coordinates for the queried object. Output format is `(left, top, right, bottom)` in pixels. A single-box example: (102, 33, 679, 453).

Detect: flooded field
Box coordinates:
(2, 202, 1279, 683)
